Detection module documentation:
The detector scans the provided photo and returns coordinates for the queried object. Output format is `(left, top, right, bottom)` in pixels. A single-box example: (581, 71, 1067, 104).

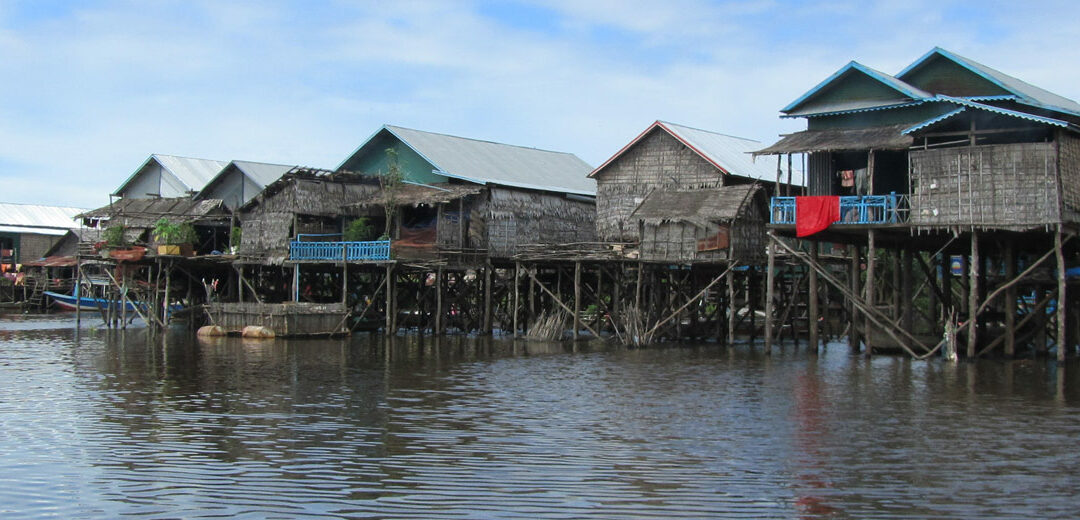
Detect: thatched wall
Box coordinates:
(637, 190, 766, 264)
(594, 129, 723, 241)
(909, 142, 1060, 230)
(486, 187, 596, 258)
(239, 176, 379, 257)
(1059, 132, 1080, 223)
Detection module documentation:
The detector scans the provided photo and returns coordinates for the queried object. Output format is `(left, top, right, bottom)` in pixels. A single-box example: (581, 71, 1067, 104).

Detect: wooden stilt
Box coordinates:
(765, 232, 776, 353)
(75, 256, 82, 327)
(483, 263, 492, 335)
(635, 261, 644, 310)
(513, 262, 520, 338)
(865, 230, 876, 356)
(809, 242, 820, 351)
(436, 266, 444, 335)
(1005, 240, 1016, 357)
(1056, 228, 1067, 363)
(849, 245, 861, 353)
(573, 261, 581, 340)
(528, 265, 535, 329)
(968, 231, 979, 358)
(726, 267, 736, 345)
(902, 246, 913, 335)
(385, 264, 394, 334)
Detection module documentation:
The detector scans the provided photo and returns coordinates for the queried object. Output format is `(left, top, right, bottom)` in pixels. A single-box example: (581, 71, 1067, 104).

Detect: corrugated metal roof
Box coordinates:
(232, 160, 295, 187)
(341, 125, 596, 196)
(197, 160, 295, 200)
(660, 121, 801, 184)
(0, 202, 83, 231)
(902, 107, 968, 134)
(0, 225, 70, 236)
(782, 61, 931, 116)
(113, 154, 227, 196)
(930, 96, 1072, 129)
(899, 47, 1080, 117)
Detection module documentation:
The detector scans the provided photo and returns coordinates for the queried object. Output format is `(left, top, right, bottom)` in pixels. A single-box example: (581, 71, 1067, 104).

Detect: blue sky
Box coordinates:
(2, 0, 1079, 209)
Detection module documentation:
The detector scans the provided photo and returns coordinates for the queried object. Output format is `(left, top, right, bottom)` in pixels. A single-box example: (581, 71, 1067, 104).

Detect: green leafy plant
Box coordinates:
(103, 225, 127, 247)
(152, 218, 197, 245)
(343, 218, 374, 242)
(230, 226, 243, 249)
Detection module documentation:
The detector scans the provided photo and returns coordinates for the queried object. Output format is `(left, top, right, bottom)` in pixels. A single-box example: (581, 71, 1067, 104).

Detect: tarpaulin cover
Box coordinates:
(796, 196, 840, 237)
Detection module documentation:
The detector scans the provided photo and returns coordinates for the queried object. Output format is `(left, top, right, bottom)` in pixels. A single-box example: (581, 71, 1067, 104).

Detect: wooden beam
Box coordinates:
(809, 243, 820, 350)
(765, 232, 777, 353)
(1057, 228, 1067, 363)
(968, 231, 979, 358)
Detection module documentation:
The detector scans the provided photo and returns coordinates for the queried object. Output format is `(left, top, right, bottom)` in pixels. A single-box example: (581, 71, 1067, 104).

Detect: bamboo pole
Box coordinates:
(809, 243, 820, 351)
(644, 264, 738, 339)
(865, 230, 876, 356)
(385, 264, 394, 334)
(436, 266, 444, 335)
(513, 262, 520, 338)
(526, 268, 601, 339)
(765, 233, 776, 353)
(1056, 228, 1067, 363)
(967, 231, 979, 358)
(1005, 240, 1016, 357)
(573, 261, 581, 340)
(848, 245, 861, 353)
(902, 246, 913, 335)
(483, 263, 492, 335)
(727, 267, 736, 345)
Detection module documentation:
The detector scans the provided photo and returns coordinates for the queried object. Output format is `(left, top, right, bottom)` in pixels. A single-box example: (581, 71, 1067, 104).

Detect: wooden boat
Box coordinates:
(44, 290, 182, 314)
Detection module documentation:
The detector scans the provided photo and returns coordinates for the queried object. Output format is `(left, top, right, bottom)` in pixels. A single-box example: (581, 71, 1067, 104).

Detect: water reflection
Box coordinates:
(1, 314, 1079, 518)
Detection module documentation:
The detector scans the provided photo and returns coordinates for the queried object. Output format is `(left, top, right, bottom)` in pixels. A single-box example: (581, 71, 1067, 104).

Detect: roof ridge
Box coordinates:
(385, 124, 581, 157)
(658, 120, 761, 143)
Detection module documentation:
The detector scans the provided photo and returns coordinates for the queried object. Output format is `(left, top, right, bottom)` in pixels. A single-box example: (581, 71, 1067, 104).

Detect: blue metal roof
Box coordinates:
(898, 47, 1080, 118)
(901, 96, 1073, 135)
(781, 61, 931, 115)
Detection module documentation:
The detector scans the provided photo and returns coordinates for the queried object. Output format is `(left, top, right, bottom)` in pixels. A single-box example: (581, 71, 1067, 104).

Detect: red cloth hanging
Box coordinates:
(796, 196, 840, 237)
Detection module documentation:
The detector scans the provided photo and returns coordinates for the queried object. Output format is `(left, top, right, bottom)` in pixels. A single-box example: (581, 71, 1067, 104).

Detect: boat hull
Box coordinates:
(44, 291, 181, 314)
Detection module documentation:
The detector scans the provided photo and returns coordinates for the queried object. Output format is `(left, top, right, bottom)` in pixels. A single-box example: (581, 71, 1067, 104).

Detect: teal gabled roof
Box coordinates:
(898, 47, 1080, 118)
(781, 61, 931, 117)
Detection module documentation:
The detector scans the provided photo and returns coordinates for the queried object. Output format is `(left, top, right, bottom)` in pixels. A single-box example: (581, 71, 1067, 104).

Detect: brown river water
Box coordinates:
(1, 313, 1078, 519)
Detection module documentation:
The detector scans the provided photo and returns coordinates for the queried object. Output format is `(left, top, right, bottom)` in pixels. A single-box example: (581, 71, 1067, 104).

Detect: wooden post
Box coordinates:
(341, 262, 348, 305)
(727, 266, 736, 345)
(808, 242, 820, 351)
(483, 263, 492, 335)
(435, 266, 444, 335)
(612, 265, 621, 335)
(848, 245, 861, 353)
(528, 265, 535, 328)
(573, 261, 581, 340)
(385, 264, 394, 334)
(1056, 228, 1067, 363)
(901, 246, 913, 335)
(1005, 240, 1017, 357)
(513, 262, 520, 338)
(967, 231, 979, 358)
(765, 232, 776, 353)
(161, 264, 171, 327)
(865, 230, 876, 356)
(75, 256, 82, 327)
(635, 261, 644, 310)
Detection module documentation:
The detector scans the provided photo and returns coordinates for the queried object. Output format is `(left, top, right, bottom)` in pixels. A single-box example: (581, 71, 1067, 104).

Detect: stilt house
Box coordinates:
(335, 125, 596, 262)
(0, 203, 84, 271)
(589, 121, 779, 263)
(754, 47, 1080, 359)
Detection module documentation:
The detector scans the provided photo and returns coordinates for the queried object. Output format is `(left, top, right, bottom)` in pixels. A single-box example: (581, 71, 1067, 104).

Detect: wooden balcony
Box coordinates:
(770, 193, 909, 226)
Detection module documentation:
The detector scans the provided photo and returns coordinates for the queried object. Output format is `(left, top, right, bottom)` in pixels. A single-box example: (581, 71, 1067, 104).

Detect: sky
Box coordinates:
(2, 0, 1080, 210)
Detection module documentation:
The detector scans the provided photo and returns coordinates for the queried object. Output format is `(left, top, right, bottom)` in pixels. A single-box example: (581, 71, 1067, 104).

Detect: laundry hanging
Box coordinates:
(795, 196, 840, 237)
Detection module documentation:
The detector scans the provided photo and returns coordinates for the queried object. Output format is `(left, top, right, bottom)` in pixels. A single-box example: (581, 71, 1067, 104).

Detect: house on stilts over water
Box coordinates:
(221, 125, 598, 337)
(585, 120, 793, 345)
(754, 47, 1080, 360)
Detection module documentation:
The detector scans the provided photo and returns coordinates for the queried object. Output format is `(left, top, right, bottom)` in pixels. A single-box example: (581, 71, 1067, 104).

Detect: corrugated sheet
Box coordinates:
(154, 154, 228, 192)
(113, 154, 227, 196)
(0, 225, 70, 236)
(347, 125, 596, 196)
(899, 47, 1080, 117)
(0, 202, 83, 230)
(782, 61, 930, 116)
(659, 121, 800, 184)
(232, 160, 295, 187)
(932, 96, 1072, 128)
(79, 197, 228, 227)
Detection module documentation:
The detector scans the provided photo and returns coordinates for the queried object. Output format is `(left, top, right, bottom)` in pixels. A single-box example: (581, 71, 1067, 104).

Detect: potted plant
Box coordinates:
(100, 225, 127, 258)
(153, 218, 197, 256)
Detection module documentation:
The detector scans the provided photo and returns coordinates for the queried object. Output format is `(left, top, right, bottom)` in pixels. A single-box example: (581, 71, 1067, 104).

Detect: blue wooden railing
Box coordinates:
(290, 234, 391, 261)
(770, 193, 909, 225)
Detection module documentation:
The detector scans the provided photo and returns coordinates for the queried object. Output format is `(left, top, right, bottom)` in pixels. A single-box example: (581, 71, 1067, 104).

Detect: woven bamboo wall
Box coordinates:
(595, 129, 723, 241)
(1058, 132, 1080, 223)
(640, 222, 728, 263)
(206, 302, 347, 336)
(730, 199, 766, 263)
(909, 142, 1060, 230)
(486, 188, 596, 258)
